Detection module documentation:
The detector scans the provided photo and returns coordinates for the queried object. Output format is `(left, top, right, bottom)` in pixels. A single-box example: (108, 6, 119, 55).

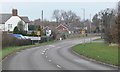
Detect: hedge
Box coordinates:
(2, 33, 32, 48)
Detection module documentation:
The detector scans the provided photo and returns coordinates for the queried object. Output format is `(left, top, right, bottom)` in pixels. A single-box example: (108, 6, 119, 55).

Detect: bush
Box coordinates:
(39, 36, 54, 43)
(13, 26, 19, 34)
(2, 33, 32, 48)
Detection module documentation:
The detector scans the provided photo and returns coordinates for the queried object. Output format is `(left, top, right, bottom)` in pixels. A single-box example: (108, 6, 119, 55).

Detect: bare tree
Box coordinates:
(53, 10, 80, 24)
(52, 10, 62, 23)
(61, 10, 80, 24)
(98, 8, 116, 43)
(92, 14, 101, 27)
(114, 1, 120, 44)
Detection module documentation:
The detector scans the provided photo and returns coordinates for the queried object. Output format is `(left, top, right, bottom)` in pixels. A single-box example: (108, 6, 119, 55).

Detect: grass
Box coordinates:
(72, 42, 118, 66)
(0, 40, 57, 60)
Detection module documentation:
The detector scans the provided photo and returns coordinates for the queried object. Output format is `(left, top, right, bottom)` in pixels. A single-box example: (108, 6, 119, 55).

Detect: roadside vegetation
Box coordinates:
(72, 42, 118, 66)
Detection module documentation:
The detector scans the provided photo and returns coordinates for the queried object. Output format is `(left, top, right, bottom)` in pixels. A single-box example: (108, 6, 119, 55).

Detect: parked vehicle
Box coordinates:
(10, 34, 26, 39)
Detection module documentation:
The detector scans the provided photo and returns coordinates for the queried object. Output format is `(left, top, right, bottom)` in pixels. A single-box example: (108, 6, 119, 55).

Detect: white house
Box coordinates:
(0, 9, 29, 32)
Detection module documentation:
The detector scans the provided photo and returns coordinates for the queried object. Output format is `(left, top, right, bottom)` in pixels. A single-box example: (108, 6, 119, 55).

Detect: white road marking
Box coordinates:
(43, 51, 45, 53)
(46, 56, 48, 58)
(74, 59, 89, 63)
(57, 65, 61, 68)
(41, 53, 44, 55)
(48, 45, 55, 47)
(48, 60, 52, 62)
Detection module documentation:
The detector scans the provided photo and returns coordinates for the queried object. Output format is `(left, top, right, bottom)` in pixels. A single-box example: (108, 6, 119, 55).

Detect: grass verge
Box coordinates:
(72, 42, 118, 66)
(0, 40, 57, 60)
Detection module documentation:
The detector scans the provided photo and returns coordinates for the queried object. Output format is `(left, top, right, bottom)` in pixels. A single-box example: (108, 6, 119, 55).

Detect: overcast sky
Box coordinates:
(0, 1, 118, 21)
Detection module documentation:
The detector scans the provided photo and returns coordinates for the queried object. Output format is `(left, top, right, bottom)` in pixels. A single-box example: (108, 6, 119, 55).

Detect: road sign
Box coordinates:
(37, 31, 40, 36)
(46, 29, 51, 36)
(80, 29, 85, 35)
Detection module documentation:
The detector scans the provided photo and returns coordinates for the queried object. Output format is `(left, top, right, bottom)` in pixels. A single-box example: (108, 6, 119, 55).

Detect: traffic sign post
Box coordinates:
(80, 29, 86, 46)
(37, 31, 41, 43)
(46, 29, 51, 42)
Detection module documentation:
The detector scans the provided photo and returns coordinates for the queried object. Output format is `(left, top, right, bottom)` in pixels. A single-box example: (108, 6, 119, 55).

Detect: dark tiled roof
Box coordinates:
(20, 16, 30, 23)
(0, 14, 12, 24)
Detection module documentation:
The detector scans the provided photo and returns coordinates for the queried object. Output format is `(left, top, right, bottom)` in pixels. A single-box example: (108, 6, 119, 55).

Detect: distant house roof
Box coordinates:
(56, 24, 69, 30)
(28, 21, 34, 25)
(0, 14, 12, 24)
(34, 19, 41, 25)
(59, 23, 74, 31)
(20, 16, 30, 23)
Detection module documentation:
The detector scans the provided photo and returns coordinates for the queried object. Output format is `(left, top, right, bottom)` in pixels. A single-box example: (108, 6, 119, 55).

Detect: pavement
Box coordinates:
(1, 37, 118, 70)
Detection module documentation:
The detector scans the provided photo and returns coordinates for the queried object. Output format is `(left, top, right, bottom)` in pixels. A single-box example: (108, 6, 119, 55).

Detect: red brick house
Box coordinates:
(56, 24, 70, 34)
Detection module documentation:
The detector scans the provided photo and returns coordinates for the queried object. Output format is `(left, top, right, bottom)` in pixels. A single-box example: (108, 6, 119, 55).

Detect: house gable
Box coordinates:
(56, 24, 69, 32)
(5, 16, 25, 31)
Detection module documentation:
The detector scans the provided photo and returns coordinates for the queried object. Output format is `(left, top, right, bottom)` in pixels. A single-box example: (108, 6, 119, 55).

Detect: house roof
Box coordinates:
(56, 23, 81, 32)
(20, 16, 30, 23)
(34, 19, 41, 25)
(0, 14, 30, 24)
(0, 14, 12, 24)
(56, 24, 69, 30)
(60, 23, 75, 31)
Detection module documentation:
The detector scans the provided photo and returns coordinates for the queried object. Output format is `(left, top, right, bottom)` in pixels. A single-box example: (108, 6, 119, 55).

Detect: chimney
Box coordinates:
(12, 9, 18, 16)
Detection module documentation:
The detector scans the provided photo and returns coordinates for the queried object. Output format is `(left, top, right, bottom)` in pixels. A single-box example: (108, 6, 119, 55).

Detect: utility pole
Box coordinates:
(89, 13, 92, 43)
(41, 10, 43, 29)
(38, 10, 43, 43)
(82, 8, 85, 46)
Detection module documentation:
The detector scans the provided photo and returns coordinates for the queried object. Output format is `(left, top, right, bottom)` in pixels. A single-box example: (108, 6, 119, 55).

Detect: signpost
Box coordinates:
(37, 31, 41, 43)
(46, 29, 51, 42)
(80, 29, 86, 46)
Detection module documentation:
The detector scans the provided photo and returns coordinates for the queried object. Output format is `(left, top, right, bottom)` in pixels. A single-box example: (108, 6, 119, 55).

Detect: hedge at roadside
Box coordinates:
(2, 33, 55, 48)
(2, 33, 32, 48)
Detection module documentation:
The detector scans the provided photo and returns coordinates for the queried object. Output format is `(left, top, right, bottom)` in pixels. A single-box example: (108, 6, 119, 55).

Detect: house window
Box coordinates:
(8, 24, 12, 29)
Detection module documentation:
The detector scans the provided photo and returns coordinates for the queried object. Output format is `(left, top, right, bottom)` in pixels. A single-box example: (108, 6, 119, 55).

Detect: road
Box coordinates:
(2, 37, 117, 70)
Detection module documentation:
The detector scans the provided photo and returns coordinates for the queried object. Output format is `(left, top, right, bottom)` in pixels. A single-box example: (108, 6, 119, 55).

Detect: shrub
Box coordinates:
(2, 33, 32, 48)
(13, 26, 20, 34)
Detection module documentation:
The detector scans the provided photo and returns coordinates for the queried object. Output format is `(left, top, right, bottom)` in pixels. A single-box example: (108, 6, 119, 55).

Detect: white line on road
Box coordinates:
(48, 60, 52, 62)
(74, 59, 89, 63)
(43, 51, 45, 53)
(57, 65, 61, 68)
(41, 53, 44, 55)
(48, 45, 55, 47)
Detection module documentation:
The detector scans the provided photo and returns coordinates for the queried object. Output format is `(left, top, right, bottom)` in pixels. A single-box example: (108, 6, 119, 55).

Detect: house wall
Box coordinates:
(0, 24, 5, 31)
(5, 16, 26, 31)
(24, 23, 28, 31)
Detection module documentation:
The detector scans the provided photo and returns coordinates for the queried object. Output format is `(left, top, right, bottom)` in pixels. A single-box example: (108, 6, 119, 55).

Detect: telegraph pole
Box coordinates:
(38, 10, 43, 43)
(89, 13, 92, 43)
(41, 10, 43, 29)
(83, 8, 85, 46)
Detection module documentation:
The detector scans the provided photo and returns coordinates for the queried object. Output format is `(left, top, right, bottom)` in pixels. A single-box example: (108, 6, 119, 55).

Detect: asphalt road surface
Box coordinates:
(2, 37, 118, 70)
